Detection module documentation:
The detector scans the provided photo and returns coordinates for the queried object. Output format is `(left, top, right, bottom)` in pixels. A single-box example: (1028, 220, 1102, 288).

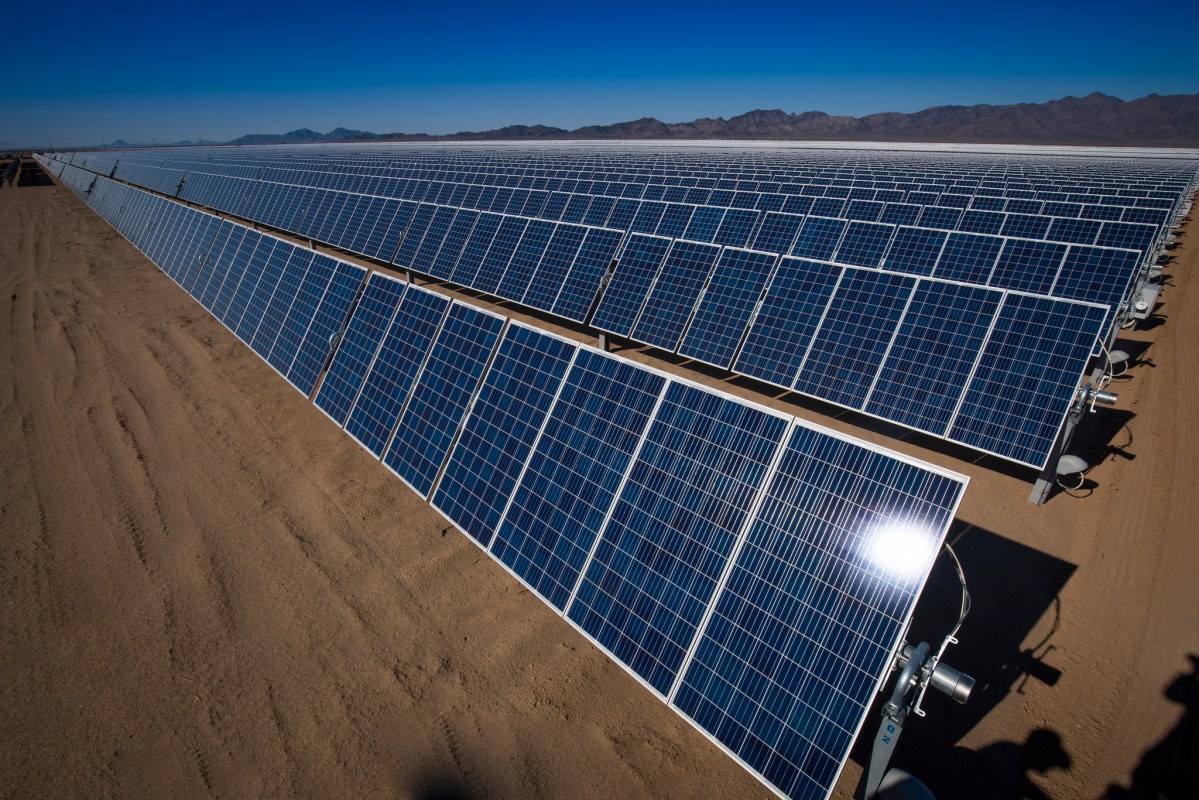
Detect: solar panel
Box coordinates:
(791, 217, 846, 260)
(834, 221, 894, 268)
(496, 219, 555, 303)
(989, 239, 1066, 295)
(250, 249, 313, 359)
(523, 224, 587, 312)
(734, 258, 841, 388)
(673, 422, 966, 800)
(947, 292, 1109, 467)
(343, 285, 450, 457)
(491, 348, 667, 609)
(266, 251, 336, 380)
(881, 227, 946, 276)
(287, 259, 368, 397)
(382, 302, 506, 497)
(567, 379, 791, 695)
(313, 273, 407, 426)
(793, 270, 917, 408)
(432, 323, 577, 545)
(630, 240, 722, 351)
(678, 248, 778, 369)
(553, 227, 623, 323)
(932, 233, 1003, 284)
(591, 233, 672, 337)
(864, 281, 1003, 434)
(472, 216, 528, 295)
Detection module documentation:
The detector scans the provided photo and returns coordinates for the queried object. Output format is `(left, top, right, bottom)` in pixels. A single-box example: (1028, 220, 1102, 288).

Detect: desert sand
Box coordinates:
(2, 174, 1196, 799)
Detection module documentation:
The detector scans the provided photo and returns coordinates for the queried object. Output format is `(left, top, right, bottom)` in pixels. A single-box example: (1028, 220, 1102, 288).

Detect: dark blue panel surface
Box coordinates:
(313, 273, 407, 426)
(1052, 246, 1140, 309)
(949, 294, 1108, 467)
(250, 248, 313, 359)
(554, 228, 624, 323)
(865, 282, 1002, 434)
(675, 423, 964, 800)
(630, 240, 722, 351)
(932, 233, 1003, 284)
(790, 217, 846, 261)
(344, 286, 450, 456)
(751, 213, 805, 255)
(267, 250, 335, 380)
(448, 212, 502, 286)
(567, 381, 789, 695)
(496, 219, 555, 303)
(287, 259, 367, 397)
(472, 216, 528, 295)
(988, 239, 1067, 295)
(492, 350, 666, 609)
(524, 224, 587, 312)
(591, 234, 672, 337)
(881, 227, 947, 276)
(678, 249, 778, 368)
(432, 324, 577, 545)
(834, 222, 895, 268)
(793, 270, 916, 408)
(383, 304, 505, 497)
(734, 258, 840, 389)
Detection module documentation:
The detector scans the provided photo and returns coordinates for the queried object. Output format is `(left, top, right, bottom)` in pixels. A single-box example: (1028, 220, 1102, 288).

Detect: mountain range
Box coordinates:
(224, 93, 1199, 148)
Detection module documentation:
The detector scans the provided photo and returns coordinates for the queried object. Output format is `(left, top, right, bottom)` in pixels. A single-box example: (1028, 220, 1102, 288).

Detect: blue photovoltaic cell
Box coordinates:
(492, 350, 666, 609)
(1000, 214, 1052, 240)
(591, 234, 672, 336)
(1052, 246, 1140, 309)
(879, 204, 921, 227)
(865, 282, 1002, 434)
(949, 293, 1108, 467)
(932, 233, 1003, 284)
(656, 203, 695, 238)
(554, 228, 623, 323)
(313, 274, 407, 426)
(751, 213, 805, 254)
(881, 227, 946, 276)
(267, 251, 335, 379)
(567, 381, 789, 695)
(250, 248, 312, 358)
(496, 220, 555, 303)
(524, 225, 587, 312)
(233, 242, 292, 343)
(344, 286, 450, 456)
(383, 304, 505, 497)
(791, 218, 847, 261)
(1047, 218, 1101, 245)
(917, 205, 963, 229)
(715, 209, 760, 248)
(432, 324, 577, 545)
(1096, 222, 1155, 253)
(287, 260, 367, 397)
(834, 222, 894, 268)
(684, 207, 726, 243)
(631, 240, 721, 351)
(411, 205, 457, 273)
(988, 239, 1067, 295)
(211, 232, 263, 325)
(793, 270, 916, 409)
(957, 210, 1005, 236)
(448, 212, 501, 286)
(734, 259, 840, 389)
(392, 203, 437, 268)
(678, 249, 778, 368)
(197, 224, 248, 311)
(429, 209, 479, 280)
(472, 216, 528, 295)
(674, 423, 965, 800)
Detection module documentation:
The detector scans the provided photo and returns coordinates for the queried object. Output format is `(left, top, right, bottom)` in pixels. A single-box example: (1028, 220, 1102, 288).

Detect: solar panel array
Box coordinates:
(43, 145, 1198, 472)
(50, 160, 970, 800)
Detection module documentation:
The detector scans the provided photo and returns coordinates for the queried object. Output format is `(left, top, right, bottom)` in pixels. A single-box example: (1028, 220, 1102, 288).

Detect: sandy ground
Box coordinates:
(2, 177, 1197, 799)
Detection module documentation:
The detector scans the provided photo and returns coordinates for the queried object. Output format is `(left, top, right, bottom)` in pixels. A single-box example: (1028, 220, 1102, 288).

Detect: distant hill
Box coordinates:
(105, 92, 1199, 150)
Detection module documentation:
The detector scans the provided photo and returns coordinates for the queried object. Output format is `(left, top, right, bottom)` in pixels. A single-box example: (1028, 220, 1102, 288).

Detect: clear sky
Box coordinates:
(4, 0, 1197, 147)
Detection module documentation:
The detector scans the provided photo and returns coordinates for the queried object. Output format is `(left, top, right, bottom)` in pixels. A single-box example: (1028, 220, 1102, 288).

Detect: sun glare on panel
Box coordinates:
(861, 519, 938, 583)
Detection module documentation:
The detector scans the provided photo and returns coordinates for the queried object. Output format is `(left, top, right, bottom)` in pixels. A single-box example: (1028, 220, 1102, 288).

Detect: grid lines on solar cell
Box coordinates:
(344, 286, 450, 457)
(630, 240, 722, 351)
(225, 238, 280, 337)
(553, 228, 623, 323)
(674, 423, 965, 800)
(751, 213, 805, 254)
(733, 259, 841, 389)
(864, 282, 1002, 435)
(496, 219, 555, 303)
(429, 209, 478, 280)
(382, 303, 505, 498)
(432, 324, 577, 545)
(567, 381, 790, 695)
(472, 216, 528, 294)
(392, 203, 436, 268)
(948, 293, 1108, 467)
(448, 212, 501, 286)
(881, 227, 946, 276)
(793, 270, 916, 409)
(287, 260, 367, 397)
(1052, 246, 1140, 309)
(267, 251, 335, 379)
(590, 234, 672, 337)
(678, 249, 778, 369)
(523, 225, 587, 311)
(833, 222, 894, 268)
(988, 239, 1066, 295)
(491, 350, 666, 610)
(932, 233, 1003, 284)
(313, 273, 407, 426)
(791, 218, 847, 261)
(251, 250, 313, 359)
(715, 209, 760, 248)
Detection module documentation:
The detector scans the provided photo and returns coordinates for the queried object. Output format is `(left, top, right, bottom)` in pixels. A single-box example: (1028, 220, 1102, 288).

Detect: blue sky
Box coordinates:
(4, 0, 1197, 147)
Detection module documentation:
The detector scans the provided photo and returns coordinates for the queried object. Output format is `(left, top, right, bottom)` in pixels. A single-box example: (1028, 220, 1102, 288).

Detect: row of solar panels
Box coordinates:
(46, 157, 1111, 469)
(52, 156, 1163, 322)
(80, 146, 1197, 201)
(85, 154, 1180, 239)
(49, 158, 969, 800)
